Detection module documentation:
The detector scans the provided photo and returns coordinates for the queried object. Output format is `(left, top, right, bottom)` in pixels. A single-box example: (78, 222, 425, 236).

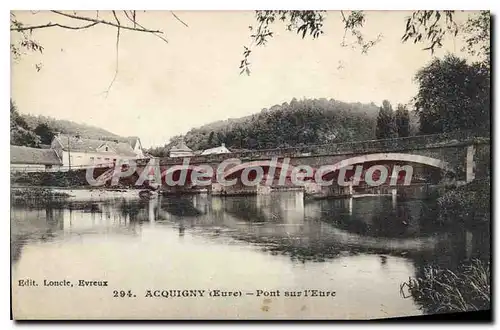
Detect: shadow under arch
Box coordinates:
(326, 153, 454, 173)
(222, 160, 295, 180)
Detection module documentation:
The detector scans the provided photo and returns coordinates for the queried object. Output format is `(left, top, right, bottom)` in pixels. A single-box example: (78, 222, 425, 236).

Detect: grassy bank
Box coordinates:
(400, 179, 491, 314)
(11, 187, 72, 200)
(11, 169, 93, 187)
(400, 259, 490, 313)
(10, 168, 144, 189)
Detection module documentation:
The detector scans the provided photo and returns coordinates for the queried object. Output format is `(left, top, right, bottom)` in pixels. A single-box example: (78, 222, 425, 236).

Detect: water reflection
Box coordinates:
(11, 192, 489, 265)
(11, 191, 490, 318)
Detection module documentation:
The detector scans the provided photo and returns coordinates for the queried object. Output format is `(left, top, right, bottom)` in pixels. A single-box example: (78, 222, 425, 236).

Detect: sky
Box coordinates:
(11, 10, 476, 147)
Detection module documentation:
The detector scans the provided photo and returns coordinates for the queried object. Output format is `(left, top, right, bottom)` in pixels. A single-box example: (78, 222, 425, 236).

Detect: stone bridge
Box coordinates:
(108, 130, 490, 198)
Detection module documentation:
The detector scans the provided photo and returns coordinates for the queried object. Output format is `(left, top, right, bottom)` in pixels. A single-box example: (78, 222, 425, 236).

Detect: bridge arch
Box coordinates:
(161, 164, 214, 185)
(222, 160, 294, 180)
(324, 153, 453, 174)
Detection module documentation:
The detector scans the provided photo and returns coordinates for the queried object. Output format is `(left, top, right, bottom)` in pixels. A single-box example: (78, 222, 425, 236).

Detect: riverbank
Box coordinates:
(11, 187, 72, 200)
(10, 168, 143, 188)
(398, 179, 491, 314)
(400, 258, 490, 314)
(11, 186, 142, 202)
(437, 179, 490, 225)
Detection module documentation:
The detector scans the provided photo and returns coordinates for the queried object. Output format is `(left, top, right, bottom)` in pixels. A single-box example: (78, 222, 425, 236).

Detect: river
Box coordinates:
(10, 191, 489, 320)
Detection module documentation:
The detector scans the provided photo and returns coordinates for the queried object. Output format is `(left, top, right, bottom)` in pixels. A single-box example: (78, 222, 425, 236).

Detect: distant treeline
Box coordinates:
(147, 54, 489, 157)
(10, 100, 127, 148)
(146, 98, 419, 157)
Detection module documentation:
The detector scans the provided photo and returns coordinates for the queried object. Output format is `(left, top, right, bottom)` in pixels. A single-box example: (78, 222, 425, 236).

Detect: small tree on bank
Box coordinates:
(34, 123, 56, 145)
(395, 104, 410, 138)
(376, 100, 397, 140)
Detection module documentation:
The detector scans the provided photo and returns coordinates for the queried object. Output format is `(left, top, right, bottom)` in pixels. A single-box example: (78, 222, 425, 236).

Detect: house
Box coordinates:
(50, 134, 144, 169)
(124, 136, 145, 158)
(11, 145, 63, 172)
(200, 143, 231, 156)
(169, 140, 194, 158)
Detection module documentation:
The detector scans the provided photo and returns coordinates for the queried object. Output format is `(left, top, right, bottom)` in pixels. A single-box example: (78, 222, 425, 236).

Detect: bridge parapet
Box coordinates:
(138, 130, 489, 166)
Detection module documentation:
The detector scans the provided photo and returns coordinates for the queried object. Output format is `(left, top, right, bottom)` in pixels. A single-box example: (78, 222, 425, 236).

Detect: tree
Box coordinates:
(11, 129, 40, 148)
(11, 11, 490, 77)
(34, 123, 56, 145)
(10, 100, 29, 130)
(414, 54, 490, 134)
(10, 11, 177, 57)
(376, 100, 397, 140)
(461, 10, 490, 67)
(164, 98, 378, 151)
(409, 111, 421, 136)
(144, 144, 169, 158)
(10, 100, 40, 147)
(395, 104, 410, 138)
(10, 10, 185, 94)
(241, 10, 490, 74)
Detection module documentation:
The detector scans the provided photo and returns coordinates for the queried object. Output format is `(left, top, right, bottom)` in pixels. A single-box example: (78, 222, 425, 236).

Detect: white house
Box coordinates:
(50, 134, 144, 169)
(125, 136, 145, 158)
(11, 145, 63, 172)
(169, 140, 194, 158)
(200, 143, 231, 156)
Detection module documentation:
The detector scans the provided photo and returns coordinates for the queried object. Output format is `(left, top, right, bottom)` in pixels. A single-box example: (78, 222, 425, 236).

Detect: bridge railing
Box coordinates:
(139, 130, 490, 166)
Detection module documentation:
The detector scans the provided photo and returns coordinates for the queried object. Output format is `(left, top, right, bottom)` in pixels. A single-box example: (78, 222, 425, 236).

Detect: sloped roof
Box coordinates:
(125, 136, 140, 149)
(11, 145, 62, 165)
(170, 140, 192, 152)
(200, 145, 231, 155)
(55, 135, 137, 157)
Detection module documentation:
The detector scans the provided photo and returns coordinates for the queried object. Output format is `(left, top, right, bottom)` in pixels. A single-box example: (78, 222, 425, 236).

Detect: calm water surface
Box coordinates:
(11, 191, 489, 319)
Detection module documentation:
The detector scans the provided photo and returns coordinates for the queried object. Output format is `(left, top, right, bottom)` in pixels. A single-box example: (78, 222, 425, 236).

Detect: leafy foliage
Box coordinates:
(242, 10, 381, 74)
(11, 10, 490, 78)
(401, 11, 458, 53)
(414, 54, 490, 134)
(437, 180, 490, 225)
(186, 98, 381, 151)
(395, 104, 410, 138)
(10, 99, 122, 148)
(241, 10, 490, 74)
(10, 10, 174, 78)
(146, 98, 381, 156)
(34, 123, 56, 145)
(10, 13, 44, 63)
(22, 114, 120, 140)
(10, 11, 170, 60)
(375, 100, 397, 139)
(241, 11, 327, 75)
(461, 10, 490, 66)
(401, 180, 491, 314)
(10, 100, 40, 147)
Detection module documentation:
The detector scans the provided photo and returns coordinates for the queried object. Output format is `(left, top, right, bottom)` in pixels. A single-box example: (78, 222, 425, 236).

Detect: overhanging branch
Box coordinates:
(50, 10, 165, 35)
(11, 21, 99, 31)
(171, 11, 189, 28)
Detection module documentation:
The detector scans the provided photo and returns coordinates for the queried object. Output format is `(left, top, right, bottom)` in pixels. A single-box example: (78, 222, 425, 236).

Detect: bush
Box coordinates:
(437, 180, 490, 224)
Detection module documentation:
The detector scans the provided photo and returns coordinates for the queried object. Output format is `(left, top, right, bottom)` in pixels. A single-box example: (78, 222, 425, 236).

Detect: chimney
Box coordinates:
(221, 143, 225, 147)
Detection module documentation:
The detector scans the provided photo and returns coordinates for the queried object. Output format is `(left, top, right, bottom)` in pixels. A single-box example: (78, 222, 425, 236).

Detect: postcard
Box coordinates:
(10, 10, 491, 320)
